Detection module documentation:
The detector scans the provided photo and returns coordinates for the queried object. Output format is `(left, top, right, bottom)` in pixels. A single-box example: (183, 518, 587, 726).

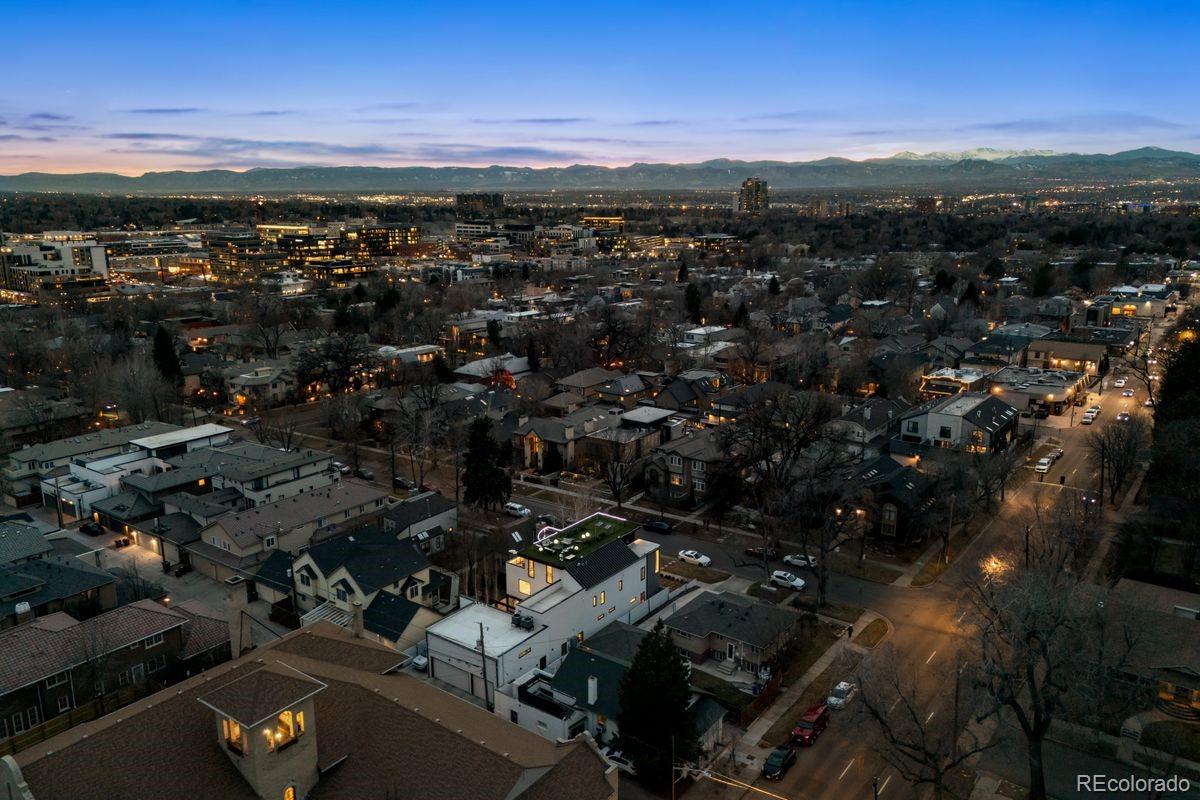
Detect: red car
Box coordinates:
(792, 703, 829, 746)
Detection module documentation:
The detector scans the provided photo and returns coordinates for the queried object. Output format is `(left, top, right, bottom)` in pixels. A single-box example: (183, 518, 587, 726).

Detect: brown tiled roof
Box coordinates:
(171, 599, 231, 660)
(14, 622, 613, 800)
(208, 481, 389, 547)
(198, 663, 326, 727)
(0, 599, 188, 694)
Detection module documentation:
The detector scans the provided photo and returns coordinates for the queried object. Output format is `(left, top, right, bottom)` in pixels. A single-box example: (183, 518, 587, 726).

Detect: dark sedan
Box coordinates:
(762, 745, 797, 780)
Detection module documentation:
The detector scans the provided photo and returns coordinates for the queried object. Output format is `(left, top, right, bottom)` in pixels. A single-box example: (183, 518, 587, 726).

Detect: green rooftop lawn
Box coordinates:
(520, 513, 641, 567)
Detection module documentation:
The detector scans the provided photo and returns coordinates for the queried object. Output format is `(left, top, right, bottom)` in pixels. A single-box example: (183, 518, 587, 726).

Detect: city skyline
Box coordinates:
(3, 0, 1199, 175)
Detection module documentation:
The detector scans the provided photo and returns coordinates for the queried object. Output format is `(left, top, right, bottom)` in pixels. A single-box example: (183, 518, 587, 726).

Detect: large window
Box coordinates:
(939, 426, 952, 439)
(223, 718, 246, 754)
(264, 709, 303, 753)
(518, 579, 532, 596)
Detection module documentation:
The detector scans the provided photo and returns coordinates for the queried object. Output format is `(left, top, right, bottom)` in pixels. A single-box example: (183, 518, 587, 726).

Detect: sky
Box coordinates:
(2, 0, 1198, 174)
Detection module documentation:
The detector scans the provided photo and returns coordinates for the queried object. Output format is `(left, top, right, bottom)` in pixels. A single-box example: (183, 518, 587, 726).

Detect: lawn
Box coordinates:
(1140, 720, 1200, 763)
(791, 594, 864, 624)
(763, 650, 862, 746)
(665, 560, 731, 584)
(780, 619, 843, 685)
(826, 551, 903, 585)
(852, 618, 889, 648)
(910, 514, 987, 588)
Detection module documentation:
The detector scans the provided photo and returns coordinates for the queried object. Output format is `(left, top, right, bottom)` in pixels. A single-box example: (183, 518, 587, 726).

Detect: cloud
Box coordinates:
(627, 119, 683, 127)
(408, 143, 587, 163)
(103, 132, 197, 141)
(968, 113, 1183, 133)
(0, 134, 56, 142)
(470, 117, 591, 125)
(741, 110, 828, 122)
(242, 110, 296, 117)
(356, 101, 443, 113)
(125, 107, 205, 115)
(28, 112, 71, 121)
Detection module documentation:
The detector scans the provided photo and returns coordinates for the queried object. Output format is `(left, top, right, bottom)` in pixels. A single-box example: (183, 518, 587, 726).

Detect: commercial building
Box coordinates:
(736, 177, 770, 214)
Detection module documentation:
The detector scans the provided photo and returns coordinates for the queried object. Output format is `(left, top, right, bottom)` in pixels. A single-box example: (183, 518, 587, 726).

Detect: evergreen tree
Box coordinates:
(525, 340, 541, 372)
(462, 417, 511, 509)
(1031, 262, 1055, 297)
(684, 283, 704, 324)
(617, 620, 698, 790)
(676, 261, 688, 283)
(933, 268, 958, 293)
(151, 326, 182, 385)
(431, 354, 454, 384)
(768, 274, 781, 295)
(732, 302, 750, 327)
(486, 318, 504, 350)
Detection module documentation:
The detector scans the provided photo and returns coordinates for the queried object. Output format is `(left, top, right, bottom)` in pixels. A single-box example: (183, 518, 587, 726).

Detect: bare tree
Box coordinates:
(1087, 413, 1150, 504)
(962, 528, 1137, 800)
(600, 456, 635, 510)
(856, 646, 993, 799)
(107, 355, 177, 423)
(973, 446, 1024, 511)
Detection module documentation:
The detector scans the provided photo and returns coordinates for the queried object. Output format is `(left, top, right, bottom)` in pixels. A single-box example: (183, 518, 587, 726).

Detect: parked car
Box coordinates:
(1034, 457, 1053, 473)
(354, 467, 375, 481)
(536, 514, 558, 527)
(239, 416, 261, 426)
(80, 521, 105, 536)
(783, 553, 817, 569)
(1117, 412, 1131, 422)
(1122, 389, 1135, 397)
(1114, 378, 1127, 388)
(504, 502, 532, 518)
(761, 745, 797, 780)
(392, 475, 416, 490)
(1081, 411, 1097, 425)
(1048, 448, 1064, 461)
(826, 680, 858, 709)
(410, 654, 429, 672)
(418, 483, 441, 494)
(642, 520, 673, 534)
(770, 570, 806, 591)
(792, 703, 829, 746)
(678, 550, 712, 567)
(601, 749, 636, 776)
(331, 461, 352, 475)
(744, 546, 780, 561)
(1088, 405, 1101, 416)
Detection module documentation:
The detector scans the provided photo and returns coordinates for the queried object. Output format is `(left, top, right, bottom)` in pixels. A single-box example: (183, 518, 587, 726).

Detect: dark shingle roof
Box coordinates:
(305, 533, 429, 593)
(665, 591, 799, 649)
(384, 492, 456, 533)
(563, 539, 639, 590)
(197, 664, 325, 727)
(547, 646, 628, 720)
(253, 549, 295, 593)
(0, 521, 52, 565)
(0, 558, 115, 619)
(362, 592, 422, 642)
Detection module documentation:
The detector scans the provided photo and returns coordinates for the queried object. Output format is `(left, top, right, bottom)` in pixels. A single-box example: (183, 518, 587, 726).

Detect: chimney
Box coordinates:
(351, 601, 364, 638)
(224, 576, 252, 657)
(863, 404, 872, 422)
(587, 675, 598, 706)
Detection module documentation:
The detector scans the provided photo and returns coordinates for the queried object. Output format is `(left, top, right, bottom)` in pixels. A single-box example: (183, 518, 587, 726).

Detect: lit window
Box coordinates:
(592, 595, 597, 607)
(264, 709, 300, 752)
(599, 591, 606, 604)
(518, 579, 532, 596)
(641, 566, 647, 581)
(527, 560, 535, 579)
(618, 579, 623, 591)
(545, 565, 554, 583)
(655, 550, 661, 574)
(223, 718, 246, 754)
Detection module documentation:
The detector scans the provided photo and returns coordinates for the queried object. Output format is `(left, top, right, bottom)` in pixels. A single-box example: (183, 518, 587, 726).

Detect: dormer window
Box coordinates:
(262, 709, 305, 753)
(265, 535, 277, 549)
(222, 718, 247, 754)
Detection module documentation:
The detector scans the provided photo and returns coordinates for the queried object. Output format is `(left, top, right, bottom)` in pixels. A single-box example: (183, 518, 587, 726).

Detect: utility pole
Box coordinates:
(873, 776, 880, 800)
(477, 622, 492, 711)
(1024, 524, 1031, 568)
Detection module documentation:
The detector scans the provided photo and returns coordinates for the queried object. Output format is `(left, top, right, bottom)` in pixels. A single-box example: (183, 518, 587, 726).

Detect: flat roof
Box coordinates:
(131, 423, 232, 450)
(426, 601, 536, 656)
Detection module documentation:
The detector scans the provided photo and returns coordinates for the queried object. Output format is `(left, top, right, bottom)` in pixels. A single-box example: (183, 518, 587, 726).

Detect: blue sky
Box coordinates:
(2, 0, 1197, 174)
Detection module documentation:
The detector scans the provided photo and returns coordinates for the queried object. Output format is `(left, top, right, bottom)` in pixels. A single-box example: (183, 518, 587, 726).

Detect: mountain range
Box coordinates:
(2, 147, 1198, 194)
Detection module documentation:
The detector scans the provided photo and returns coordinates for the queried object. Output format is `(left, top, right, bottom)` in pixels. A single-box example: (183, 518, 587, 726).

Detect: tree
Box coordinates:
(617, 620, 698, 791)
(462, 417, 511, 510)
(684, 283, 704, 324)
(108, 355, 176, 423)
(431, 353, 455, 383)
(524, 339, 541, 373)
(151, 326, 182, 385)
(486, 318, 504, 351)
(768, 274, 781, 295)
(676, 261, 688, 283)
(857, 646, 993, 799)
(731, 302, 749, 328)
(1087, 414, 1150, 504)
(963, 532, 1136, 800)
(600, 456, 634, 510)
(1030, 262, 1055, 297)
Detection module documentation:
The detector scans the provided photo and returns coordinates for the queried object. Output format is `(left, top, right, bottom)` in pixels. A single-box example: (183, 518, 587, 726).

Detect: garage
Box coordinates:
(430, 657, 475, 695)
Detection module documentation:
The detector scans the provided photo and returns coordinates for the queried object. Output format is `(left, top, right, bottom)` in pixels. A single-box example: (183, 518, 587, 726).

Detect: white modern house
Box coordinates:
(425, 512, 664, 706)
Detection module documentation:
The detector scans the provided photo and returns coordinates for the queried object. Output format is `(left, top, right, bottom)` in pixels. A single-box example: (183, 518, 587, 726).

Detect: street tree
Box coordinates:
(962, 530, 1137, 800)
(856, 646, 993, 800)
(600, 456, 635, 510)
(1087, 413, 1150, 504)
(617, 619, 698, 791)
(151, 325, 182, 385)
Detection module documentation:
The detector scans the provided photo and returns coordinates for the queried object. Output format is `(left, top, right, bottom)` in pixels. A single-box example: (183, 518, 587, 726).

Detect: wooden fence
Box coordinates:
(0, 683, 156, 757)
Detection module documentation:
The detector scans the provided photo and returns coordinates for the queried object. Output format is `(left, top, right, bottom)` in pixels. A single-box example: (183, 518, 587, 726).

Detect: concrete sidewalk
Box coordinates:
(739, 610, 879, 750)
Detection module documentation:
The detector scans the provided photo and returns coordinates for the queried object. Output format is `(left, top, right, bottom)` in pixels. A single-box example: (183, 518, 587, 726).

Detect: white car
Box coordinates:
(770, 570, 806, 591)
(503, 502, 532, 518)
(783, 553, 817, 569)
(1114, 378, 1127, 388)
(331, 460, 352, 475)
(678, 550, 712, 567)
(826, 680, 858, 709)
(1034, 457, 1053, 473)
(1081, 412, 1096, 425)
(1121, 389, 1135, 397)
